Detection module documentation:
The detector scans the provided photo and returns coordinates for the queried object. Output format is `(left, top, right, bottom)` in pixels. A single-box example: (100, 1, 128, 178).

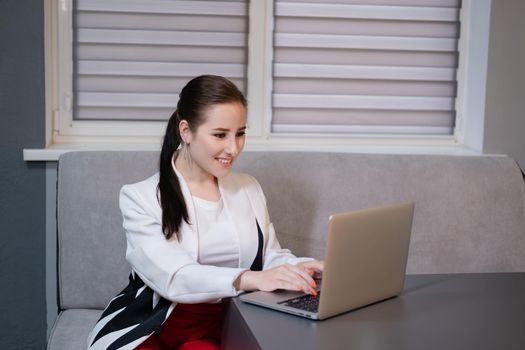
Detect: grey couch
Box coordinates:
(47, 151, 525, 349)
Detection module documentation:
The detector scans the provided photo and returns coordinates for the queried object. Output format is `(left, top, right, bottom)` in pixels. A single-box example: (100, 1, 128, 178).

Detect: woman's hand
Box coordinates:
(234, 260, 324, 295)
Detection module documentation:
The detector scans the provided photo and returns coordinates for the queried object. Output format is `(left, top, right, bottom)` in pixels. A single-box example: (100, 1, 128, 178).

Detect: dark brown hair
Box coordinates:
(158, 75, 247, 239)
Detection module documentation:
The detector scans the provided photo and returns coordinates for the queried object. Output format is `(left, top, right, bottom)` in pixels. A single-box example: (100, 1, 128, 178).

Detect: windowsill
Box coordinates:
(24, 137, 482, 162)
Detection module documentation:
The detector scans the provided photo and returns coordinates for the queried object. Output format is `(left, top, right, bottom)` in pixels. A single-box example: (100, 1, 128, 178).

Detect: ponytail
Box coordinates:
(157, 110, 188, 239)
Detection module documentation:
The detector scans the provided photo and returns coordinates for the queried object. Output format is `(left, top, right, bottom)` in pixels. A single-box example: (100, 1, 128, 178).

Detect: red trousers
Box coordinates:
(136, 300, 228, 350)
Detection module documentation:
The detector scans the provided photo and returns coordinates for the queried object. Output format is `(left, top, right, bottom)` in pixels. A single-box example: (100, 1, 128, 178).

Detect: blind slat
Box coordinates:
(77, 13, 246, 32)
(276, 3, 459, 21)
(274, 63, 455, 81)
(272, 108, 453, 126)
(77, 0, 247, 16)
(275, 48, 457, 67)
(77, 45, 245, 63)
(78, 92, 178, 108)
(77, 76, 246, 94)
(275, 17, 459, 38)
(272, 124, 453, 135)
(275, 33, 457, 51)
(78, 61, 245, 78)
(78, 29, 246, 47)
(281, 0, 460, 6)
(274, 94, 454, 111)
(274, 79, 455, 97)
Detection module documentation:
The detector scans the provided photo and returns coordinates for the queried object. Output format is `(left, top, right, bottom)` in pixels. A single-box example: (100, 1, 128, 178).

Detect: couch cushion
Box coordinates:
(57, 151, 158, 309)
(47, 309, 102, 350)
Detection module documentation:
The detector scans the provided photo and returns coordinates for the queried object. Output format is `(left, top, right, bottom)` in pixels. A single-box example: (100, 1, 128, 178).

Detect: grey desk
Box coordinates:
(223, 273, 525, 350)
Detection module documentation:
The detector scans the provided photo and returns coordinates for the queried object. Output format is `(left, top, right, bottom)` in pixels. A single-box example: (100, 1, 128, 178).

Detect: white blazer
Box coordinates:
(88, 167, 310, 350)
(121, 168, 309, 304)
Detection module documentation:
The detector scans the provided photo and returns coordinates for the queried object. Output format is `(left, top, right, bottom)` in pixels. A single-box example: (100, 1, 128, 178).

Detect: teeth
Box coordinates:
(218, 158, 231, 165)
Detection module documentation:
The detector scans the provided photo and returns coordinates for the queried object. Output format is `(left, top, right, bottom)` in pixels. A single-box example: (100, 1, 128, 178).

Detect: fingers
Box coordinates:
(297, 260, 325, 279)
(299, 260, 324, 273)
(278, 264, 318, 295)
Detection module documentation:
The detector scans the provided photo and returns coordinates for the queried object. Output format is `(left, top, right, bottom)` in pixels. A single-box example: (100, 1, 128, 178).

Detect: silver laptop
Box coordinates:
(239, 201, 415, 320)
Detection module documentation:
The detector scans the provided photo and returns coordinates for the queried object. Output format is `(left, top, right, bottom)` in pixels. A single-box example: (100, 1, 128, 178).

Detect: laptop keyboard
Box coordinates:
(278, 292, 321, 313)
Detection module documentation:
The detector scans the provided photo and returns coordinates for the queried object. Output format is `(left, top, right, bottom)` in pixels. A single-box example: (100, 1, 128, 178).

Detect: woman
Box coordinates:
(87, 75, 323, 350)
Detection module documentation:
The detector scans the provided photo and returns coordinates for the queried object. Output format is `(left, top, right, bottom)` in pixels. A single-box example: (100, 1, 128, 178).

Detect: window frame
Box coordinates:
(42, 0, 490, 155)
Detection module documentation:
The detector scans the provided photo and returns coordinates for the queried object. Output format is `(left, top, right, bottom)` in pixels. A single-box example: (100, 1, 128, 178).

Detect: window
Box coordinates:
(272, 0, 460, 135)
(73, 0, 248, 122)
(45, 0, 489, 153)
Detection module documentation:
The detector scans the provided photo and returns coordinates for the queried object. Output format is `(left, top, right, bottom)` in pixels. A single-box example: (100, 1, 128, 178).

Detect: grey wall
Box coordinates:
(0, 0, 47, 349)
(484, 0, 525, 169)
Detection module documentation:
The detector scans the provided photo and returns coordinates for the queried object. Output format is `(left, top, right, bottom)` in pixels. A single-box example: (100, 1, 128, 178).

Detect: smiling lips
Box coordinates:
(217, 157, 233, 167)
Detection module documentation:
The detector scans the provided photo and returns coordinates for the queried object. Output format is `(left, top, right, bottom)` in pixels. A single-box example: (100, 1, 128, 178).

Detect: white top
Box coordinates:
(192, 196, 240, 268)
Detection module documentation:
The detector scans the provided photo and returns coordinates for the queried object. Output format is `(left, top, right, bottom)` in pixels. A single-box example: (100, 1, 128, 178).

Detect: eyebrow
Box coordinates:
(212, 126, 247, 132)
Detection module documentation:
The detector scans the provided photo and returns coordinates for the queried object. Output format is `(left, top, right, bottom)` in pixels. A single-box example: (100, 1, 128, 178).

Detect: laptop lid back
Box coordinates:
(318, 201, 414, 319)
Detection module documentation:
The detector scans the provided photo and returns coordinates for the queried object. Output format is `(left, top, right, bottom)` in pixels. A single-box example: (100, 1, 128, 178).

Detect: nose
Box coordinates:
(225, 135, 240, 156)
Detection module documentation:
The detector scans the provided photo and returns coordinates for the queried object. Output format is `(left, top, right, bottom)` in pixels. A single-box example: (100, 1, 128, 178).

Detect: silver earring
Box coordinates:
(182, 142, 188, 159)
(182, 142, 192, 167)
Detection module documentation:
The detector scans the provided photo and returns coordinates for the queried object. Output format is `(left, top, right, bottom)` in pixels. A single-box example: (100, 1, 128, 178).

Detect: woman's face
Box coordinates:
(182, 102, 247, 180)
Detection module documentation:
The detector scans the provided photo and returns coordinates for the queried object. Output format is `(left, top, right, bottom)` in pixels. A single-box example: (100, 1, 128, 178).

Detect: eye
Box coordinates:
(236, 130, 246, 137)
(213, 133, 226, 139)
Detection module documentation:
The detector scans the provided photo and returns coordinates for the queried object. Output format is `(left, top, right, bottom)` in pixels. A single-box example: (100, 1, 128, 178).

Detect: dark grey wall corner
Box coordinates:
(0, 0, 47, 349)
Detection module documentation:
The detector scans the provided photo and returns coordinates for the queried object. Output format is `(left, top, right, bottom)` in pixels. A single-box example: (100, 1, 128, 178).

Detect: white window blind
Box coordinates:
(272, 0, 461, 135)
(73, 0, 248, 121)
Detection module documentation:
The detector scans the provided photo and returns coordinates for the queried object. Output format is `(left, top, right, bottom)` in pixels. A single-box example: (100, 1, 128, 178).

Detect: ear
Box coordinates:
(178, 120, 193, 144)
